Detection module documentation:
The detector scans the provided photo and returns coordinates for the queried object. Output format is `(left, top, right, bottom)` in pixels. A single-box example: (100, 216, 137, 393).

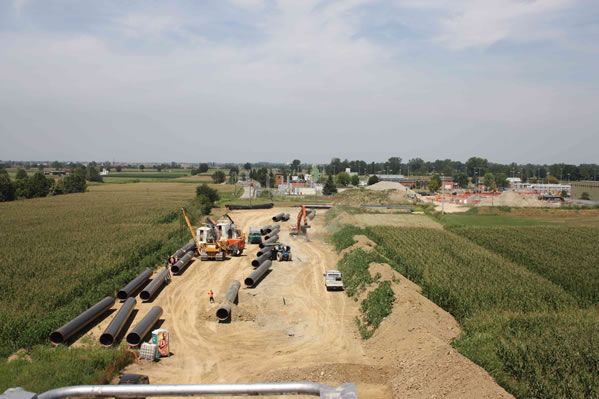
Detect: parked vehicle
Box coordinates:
(324, 270, 343, 291)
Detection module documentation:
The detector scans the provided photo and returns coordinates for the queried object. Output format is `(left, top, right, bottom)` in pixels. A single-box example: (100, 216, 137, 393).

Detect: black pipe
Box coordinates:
(256, 247, 273, 257)
(264, 231, 280, 241)
(307, 210, 316, 220)
(173, 239, 196, 259)
(281, 213, 290, 221)
(140, 268, 171, 301)
(216, 281, 241, 321)
(117, 269, 152, 301)
(304, 204, 333, 209)
(260, 225, 272, 235)
(225, 203, 273, 210)
(259, 235, 278, 249)
(251, 251, 273, 268)
(99, 297, 136, 347)
(269, 225, 281, 234)
(171, 250, 194, 274)
(272, 213, 285, 222)
(50, 297, 115, 345)
(126, 306, 163, 346)
(245, 260, 272, 287)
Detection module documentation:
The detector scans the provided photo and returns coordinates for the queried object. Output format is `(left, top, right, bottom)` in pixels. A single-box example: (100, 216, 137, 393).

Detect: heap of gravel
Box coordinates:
(366, 181, 409, 191)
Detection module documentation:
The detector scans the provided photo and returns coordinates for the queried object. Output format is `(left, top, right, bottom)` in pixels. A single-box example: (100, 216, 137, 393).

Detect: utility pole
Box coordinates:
(441, 176, 445, 215)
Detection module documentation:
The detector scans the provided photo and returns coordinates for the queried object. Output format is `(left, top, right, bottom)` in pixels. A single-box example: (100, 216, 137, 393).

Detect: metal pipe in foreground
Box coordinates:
(244, 260, 272, 287)
(251, 251, 272, 268)
(259, 235, 278, 248)
(171, 250, 194, 274)
(99, 297, 136, 347)
(126, 306, 163, 346)
(117, 269, 153, 300)
(173, 239, 196, 259)
(140, 268, 171, 301)
(216, 280, 241, 321)
(50, 297, 115, 345)
(35, 382, 358, 399)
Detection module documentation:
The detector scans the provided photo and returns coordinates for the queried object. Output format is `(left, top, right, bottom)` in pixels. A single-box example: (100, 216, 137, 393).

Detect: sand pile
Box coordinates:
(366, 181, 418, 202)
(475, 191, 545, 207)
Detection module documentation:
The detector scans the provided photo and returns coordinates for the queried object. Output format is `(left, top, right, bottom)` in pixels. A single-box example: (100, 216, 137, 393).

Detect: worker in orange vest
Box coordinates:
(208, 289, 215, 303)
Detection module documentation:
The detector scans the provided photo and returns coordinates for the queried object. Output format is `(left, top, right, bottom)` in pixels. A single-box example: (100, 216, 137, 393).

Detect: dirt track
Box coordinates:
(87, 208, 511, 398)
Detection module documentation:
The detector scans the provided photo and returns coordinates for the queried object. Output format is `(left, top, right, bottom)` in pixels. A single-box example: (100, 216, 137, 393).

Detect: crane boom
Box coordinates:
(181, 208, 201, 250)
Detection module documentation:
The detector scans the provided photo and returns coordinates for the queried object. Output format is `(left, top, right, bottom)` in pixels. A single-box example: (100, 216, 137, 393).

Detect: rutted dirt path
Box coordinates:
(87, 208, 511, 398)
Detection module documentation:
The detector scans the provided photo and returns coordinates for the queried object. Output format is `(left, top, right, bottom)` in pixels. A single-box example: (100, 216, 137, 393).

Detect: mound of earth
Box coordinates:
(475, 191, 545, 208)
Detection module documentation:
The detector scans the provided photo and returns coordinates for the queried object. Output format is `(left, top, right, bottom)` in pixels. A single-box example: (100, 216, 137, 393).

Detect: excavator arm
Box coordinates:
(181, 208, 201, 250)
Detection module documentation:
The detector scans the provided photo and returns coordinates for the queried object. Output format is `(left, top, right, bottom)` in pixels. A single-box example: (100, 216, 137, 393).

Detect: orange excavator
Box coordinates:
(290, 205, 314, 239)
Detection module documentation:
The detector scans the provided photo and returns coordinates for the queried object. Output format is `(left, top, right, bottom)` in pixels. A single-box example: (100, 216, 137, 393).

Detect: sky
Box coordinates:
(0, 0, 598, 165)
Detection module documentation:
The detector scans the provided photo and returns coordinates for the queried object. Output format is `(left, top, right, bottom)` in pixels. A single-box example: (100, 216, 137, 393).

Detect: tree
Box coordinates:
(367, 175, 379, 186)
(291, 159, 301, 174)
(0, 169, 15, 202)
(484, 172, 495, 189)
(335, 171, 351, 187)
(581, 192, 590, 200)
(64, 168, 87, 193)
(27, 172, 53, 198)
(139, 164, 145, 172)
(466, 157, 488, 177)
(494, 172, 508, 189)
(199, 163, 209, 173)
(212, 170, 226, 184)
(429, 174, 441, 193)
(86, 166, 103, 183)
(351, 174, 360, 186)
(387, 157, 402, 174)
(196, 184, 220, 203)
(454, 172, 468, 188)
(116, 166, 122, 172)
(49, 179, 65, 196)
(548, 175, 559, 184)
(243, 162, 252, 171)
(322, 175, 337, 195)
(229, 166, 239, 176)
(197, 195, 214, 215)
(15, 168, 28, 180)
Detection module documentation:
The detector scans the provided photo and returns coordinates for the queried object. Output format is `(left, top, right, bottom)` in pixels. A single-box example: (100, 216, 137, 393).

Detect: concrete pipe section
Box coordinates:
(117, 269, 152, 301)
(126, 306, 163, 346)
(50, 297, 115, 345)
(99, 297, 136, 347)
(216, 280, 241, 321)
(140, 268, 171, 301)
(245, 260, 272, 287)
(170, 250, 194, 274)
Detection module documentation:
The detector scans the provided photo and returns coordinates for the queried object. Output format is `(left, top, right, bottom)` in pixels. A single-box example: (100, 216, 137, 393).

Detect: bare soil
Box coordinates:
(83, 208, 511, 398)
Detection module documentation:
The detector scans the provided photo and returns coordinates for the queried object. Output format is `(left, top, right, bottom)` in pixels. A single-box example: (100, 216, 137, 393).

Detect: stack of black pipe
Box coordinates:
(272, 213, 290, 222)
(171, 250, 194, 274)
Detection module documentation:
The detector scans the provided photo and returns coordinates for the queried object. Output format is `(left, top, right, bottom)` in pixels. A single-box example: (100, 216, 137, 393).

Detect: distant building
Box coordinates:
(100, 168, 110, 176)
(374, 174, 405, 182)
(570, 181, 599, 201)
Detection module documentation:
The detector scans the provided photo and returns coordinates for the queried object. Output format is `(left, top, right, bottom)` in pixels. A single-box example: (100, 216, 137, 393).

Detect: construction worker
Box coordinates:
(208, 289, 215, 304)
(169, 255, 177, 265)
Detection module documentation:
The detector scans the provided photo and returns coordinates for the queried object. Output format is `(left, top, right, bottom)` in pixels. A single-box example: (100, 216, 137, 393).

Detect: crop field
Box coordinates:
(330, 223, 599, 398)
(448, 225, 599, 305)
(0, 183, 201, 358)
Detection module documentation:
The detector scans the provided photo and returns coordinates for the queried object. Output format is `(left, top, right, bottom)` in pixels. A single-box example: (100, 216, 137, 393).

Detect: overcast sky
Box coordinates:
(1, 0, 598, 164)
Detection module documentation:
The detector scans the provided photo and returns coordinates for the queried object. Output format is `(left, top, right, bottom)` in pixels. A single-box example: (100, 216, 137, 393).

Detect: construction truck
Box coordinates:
(248, 226, 262, 244)
(324, 270, 344, 291)
(216, 214, 246, 256)
(181, 208, 228, 261)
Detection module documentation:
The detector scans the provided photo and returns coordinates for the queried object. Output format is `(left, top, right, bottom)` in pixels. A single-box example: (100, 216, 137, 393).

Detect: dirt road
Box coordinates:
(87, 208, 511, 398)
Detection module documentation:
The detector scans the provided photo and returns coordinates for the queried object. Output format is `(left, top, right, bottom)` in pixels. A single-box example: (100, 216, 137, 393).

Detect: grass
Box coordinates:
(0, 345, 133, 393)
(356, 281, 395, 339)
(448, 225, 599, 305)
(437, 214, 557, 227)
(329, 223, 598, 398)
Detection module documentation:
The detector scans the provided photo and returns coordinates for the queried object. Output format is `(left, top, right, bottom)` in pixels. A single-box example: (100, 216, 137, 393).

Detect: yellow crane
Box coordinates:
(180, 208, 227, 261)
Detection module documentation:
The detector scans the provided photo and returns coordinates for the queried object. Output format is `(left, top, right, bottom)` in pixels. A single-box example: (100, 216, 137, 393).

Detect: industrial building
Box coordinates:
(570, 181, 599, 201)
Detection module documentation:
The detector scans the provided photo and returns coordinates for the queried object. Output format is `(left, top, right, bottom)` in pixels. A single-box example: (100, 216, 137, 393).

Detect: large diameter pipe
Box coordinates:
(259, 235, 278, 248)
(281, 213, 290, 221)
(256, 247, 272, 257)
(99, 297, 136, 347)
(260, 225, 272, 235)
(126, 306, 163, 346)
(264, 232, 280, 241)
(173, 239, 196, 258)
(140, 268, 171, 301)
(307, 210, 316, 220)
(171, 250, 194, 274)
(216, 280, 241, 321)
(50, 297, 115, 345)
(245, 260, 272, 287)
(251, 251, 273, 268)
(117, 269, 152, 300)
(272, 213, 285, 222)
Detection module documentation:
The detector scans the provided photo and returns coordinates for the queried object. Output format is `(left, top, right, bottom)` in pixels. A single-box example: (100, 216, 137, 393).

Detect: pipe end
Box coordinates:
(126, 333, 141, 346)
(99, 333, 114, 347)
(216, 307, 230, 321)
(171, 266, 180, 274)
(244, 278, 254, 287)
(49, 331, 64, 345)
(140, 291, 151, 301)
(117, 291, 128, 301)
